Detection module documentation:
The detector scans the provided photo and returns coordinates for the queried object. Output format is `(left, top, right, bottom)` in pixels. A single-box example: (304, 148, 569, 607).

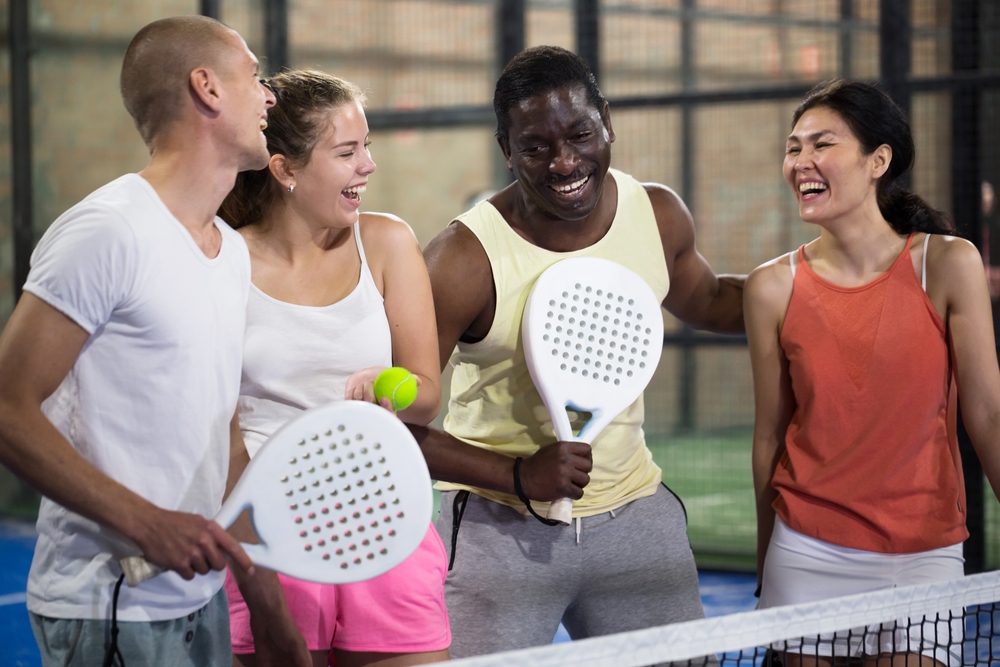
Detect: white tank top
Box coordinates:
(238, 222, 392, 456)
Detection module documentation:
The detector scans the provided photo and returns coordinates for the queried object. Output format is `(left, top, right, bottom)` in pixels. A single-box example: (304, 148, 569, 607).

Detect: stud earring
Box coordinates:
(287, 184, 295, 194)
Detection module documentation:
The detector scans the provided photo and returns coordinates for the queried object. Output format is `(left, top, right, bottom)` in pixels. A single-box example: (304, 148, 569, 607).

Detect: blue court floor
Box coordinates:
(0, 520, 757, 665)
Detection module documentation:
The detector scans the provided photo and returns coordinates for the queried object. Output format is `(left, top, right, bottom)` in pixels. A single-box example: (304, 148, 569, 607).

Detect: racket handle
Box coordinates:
(546, 497, 573, 525)
(119, 556, 162, 586)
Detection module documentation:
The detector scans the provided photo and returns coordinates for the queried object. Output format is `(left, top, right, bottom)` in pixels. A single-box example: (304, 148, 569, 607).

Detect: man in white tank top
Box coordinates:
(0, 17, 275, 666)
(415, 46, 746, 657)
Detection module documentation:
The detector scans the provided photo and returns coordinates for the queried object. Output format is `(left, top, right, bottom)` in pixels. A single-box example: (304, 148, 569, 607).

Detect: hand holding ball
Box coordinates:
(374, 367, 418, 411)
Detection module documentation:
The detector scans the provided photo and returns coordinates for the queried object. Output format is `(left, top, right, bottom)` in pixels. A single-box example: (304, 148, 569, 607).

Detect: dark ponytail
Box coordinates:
(792, 80, 954, 236)
(218, 69, 366, 229)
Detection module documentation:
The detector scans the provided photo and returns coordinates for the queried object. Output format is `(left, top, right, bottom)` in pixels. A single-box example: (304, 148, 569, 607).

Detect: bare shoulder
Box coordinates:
(423, 220, 494, 325)
(358, 211, 419, 250)
(642, 182, 692, 223)
(926, 233, 986, 292)
(641, 182, 695, 260)
(928, 233, 980, 269)
(423, 220, 490, 279)
(746, 254, 794, 314)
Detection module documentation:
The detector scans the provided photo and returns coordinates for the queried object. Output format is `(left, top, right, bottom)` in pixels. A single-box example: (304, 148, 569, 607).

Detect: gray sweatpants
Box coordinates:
(435, 484, 706, 658)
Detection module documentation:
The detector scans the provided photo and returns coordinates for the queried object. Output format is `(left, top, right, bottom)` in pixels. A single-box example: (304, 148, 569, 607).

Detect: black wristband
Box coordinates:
(513, 457, 563, 526)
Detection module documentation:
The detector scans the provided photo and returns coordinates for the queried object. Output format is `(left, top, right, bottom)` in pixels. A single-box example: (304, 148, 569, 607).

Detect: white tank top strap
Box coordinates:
(789, 248, 799, 279)
(921, 233, 931, 293)
(353, 221, 377, 285)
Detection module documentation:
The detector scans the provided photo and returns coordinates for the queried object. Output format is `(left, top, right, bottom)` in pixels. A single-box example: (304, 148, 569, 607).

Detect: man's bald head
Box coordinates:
(120, 15, 241, 147)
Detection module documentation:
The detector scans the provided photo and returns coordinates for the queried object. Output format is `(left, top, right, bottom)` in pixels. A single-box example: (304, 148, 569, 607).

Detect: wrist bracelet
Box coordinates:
(513, 457, 563, 526)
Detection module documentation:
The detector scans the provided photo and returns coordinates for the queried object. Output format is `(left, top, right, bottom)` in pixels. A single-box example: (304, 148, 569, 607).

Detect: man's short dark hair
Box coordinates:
(493, 45, 608, 148)
(120, 15, 235, 147)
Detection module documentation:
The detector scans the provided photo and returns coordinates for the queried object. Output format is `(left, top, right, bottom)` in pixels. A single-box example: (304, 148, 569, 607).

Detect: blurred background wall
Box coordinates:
(0, 0, 997, 572)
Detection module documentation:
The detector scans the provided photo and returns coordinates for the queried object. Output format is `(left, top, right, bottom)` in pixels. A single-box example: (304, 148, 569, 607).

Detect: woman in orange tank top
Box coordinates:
(745, 80, 1000, 663)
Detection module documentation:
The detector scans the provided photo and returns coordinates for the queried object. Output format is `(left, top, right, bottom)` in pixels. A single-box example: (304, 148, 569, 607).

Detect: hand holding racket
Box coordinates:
(521, 257, 663, 524)
(120, 401, 432, 586)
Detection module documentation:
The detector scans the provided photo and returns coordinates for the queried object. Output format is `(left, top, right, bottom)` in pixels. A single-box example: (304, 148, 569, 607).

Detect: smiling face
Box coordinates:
(288, 100, 376, 230)
(783, 106, 890, 226)
(502, 84, 615, 222)
(218, 31, 276, 171)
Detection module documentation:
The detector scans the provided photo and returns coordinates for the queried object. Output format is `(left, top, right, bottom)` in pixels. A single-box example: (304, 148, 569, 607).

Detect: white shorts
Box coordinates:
(759, 517, 965, 666)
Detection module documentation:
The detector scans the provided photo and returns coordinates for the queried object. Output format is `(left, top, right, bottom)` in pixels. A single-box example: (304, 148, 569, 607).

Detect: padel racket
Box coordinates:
(120, 401, 432, 586)
(521, 257, 664, 524)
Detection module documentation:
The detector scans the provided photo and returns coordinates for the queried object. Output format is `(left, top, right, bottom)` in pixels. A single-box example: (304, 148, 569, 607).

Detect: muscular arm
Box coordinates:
(933, 237, 1000, 500)
(0, 293, 251, 579)
(648, 184, 746, 333)
(407, 423, 591, 502)
(744, 259, 795, 587)
(423, 221, 495, 368)
(419, 221, 592, 501)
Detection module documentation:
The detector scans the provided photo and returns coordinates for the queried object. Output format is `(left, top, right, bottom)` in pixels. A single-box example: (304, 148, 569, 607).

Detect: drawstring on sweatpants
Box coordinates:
(573, 508, 619, 544)
(102, 573, 126, 667)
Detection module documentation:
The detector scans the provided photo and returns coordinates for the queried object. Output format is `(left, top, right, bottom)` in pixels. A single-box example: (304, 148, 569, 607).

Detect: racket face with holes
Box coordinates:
(522, 257, 664, 444)
(220, 401, 432, 585)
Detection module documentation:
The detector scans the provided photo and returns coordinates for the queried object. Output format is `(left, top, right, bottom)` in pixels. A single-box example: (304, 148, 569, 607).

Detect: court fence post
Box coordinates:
(264, 0, 289, 75)
(493, 0, 525, 190)
(199, 0, 220, 20)
(575, 0, 599, 84)
(10, 0, 32, 302)
(953, 0, 985, 575)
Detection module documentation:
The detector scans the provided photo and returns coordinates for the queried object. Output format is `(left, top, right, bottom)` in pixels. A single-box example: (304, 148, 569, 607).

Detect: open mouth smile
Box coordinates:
(547, 174, 591, 198)
(798, 181, 828, 199)
(342, 184, 366, 202)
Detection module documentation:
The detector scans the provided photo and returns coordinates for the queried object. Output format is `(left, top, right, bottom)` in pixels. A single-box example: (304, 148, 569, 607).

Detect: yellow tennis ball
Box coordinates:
(374, 367, 418, 411)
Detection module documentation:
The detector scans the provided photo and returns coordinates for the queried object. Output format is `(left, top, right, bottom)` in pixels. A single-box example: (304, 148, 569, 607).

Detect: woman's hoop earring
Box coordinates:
(287, 184, 295, 194)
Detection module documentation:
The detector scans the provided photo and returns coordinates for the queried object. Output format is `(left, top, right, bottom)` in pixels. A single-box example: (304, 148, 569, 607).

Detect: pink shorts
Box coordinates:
(226, 523, 450, 655)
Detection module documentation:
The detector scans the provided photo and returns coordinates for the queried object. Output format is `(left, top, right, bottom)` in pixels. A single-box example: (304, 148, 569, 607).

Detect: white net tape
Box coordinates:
(448, 570, 1000, 667)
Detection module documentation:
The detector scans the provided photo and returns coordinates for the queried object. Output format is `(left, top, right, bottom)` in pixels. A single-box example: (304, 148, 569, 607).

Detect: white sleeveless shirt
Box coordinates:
(239, 222, 392, 456)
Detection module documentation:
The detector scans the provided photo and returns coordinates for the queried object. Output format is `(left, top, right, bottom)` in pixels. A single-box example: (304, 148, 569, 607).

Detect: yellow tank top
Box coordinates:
(436, 169, 670, 516)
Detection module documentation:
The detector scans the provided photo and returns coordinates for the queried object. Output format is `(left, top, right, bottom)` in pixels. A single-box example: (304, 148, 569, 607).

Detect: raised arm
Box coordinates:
(744, 258, 796, 587)
(0, 293, 252, 579)
(932, 236, 1000, 500)
(648, 184, 745, 333)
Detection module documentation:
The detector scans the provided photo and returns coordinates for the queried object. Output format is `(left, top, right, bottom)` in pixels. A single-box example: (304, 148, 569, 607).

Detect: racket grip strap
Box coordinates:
(119, 556, 163, 587)
(513, 457, 569, 527)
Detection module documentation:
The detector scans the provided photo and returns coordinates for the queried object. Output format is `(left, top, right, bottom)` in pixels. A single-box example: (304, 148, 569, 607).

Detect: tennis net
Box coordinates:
(448, 570, 1000, 667)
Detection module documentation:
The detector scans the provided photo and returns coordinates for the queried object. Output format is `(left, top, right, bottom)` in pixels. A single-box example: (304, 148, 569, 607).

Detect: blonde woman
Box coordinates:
(219, 70, 449, 667)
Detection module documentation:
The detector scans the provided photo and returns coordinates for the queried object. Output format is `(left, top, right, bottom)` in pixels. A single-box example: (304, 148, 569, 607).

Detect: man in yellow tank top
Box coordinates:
(409, 46, 745, 658)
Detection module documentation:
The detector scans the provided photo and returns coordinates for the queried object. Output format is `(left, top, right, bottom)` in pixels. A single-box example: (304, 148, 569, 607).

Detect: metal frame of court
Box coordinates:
(7, 0, 1000, 570)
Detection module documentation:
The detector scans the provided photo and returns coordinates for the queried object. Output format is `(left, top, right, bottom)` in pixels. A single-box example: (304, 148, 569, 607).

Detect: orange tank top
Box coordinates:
(773, 234, 968, 553)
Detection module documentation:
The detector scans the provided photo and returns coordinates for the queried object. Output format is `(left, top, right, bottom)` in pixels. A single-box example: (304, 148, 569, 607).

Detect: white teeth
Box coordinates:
(551, 176, 589, 193)
(343, 185, 366, 195)
(799, 182, 828, 194)
(260, 119, 268, 130)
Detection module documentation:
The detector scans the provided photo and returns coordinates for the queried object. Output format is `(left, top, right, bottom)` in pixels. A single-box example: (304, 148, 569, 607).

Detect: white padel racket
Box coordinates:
(521, 257, 664, 524)
(120, 401, 432, 586)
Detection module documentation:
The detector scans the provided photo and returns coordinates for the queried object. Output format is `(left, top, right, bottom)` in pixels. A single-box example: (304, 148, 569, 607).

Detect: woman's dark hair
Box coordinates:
(219, 69, 366, 229)
(493, 45, 607, 149)
(792, 79, 954, 235)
